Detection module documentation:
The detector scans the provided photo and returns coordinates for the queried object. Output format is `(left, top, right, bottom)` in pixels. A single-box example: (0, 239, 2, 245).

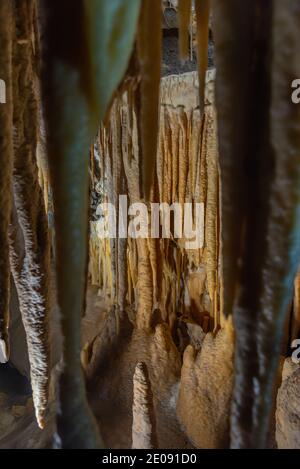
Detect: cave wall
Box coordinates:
(89, 69, 222, 335)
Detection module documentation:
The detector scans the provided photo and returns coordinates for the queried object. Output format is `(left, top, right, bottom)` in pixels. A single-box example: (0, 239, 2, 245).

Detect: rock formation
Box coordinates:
(177, 320, 234, 448)
(276, 359, 300, 449)
(132, 362, 157, 449)
(0, 0, 300, 452)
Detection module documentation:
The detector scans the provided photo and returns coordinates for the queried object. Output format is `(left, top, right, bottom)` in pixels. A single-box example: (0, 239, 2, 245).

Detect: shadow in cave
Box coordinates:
(0, 362, 31, 399)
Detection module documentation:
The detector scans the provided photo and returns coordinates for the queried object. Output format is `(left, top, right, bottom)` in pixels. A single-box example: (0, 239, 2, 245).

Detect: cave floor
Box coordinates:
(0, 282, 193, 449)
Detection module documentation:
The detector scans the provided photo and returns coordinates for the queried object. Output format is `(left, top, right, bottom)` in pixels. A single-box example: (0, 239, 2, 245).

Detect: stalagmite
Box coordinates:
(0, 0, 13, 364)
(137, 0, 162, 201)
(177, 320, 234, 448)
(132, 362, 157, 449)
(9, 0, 50, 429)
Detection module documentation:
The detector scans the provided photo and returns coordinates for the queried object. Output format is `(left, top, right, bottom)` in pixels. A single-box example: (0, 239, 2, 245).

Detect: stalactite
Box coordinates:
(178, 109, 189, 206)
(178, 0, 192, 61)
(160, 110, 168, 204)
(132, 362, 157, 449)
(89, 224, 112, 296)
(136, 239, 154, 330)
(170, 111, 179, 204)
(0, 0, 13, 364)
(186, 109, 195, 200)
(195, 0, 210, 113)
(9, 0, 50, 429)
(137, 0, 162, 201)
(112, 107, 122, 307)
(40, 1, 103, 447)
(156, 118, 164, 203)
(1, 0, 297, 450)
(191, 109, 201, 201)
(127, 237, 138, 305)
(87, 69, 224, 449)
(204, 105, 218, 326)
(213, 0, 271, 448)
(109, 87, 155, 330)
(117, 235, 128, 314)
(40, 0, 140, 448)
(94, 72, 219, 334)
(199, 115, 207, 207)
(148, 238, 159, 309)
(115, 106, 128, 313)
(214, 0, 300, 448)
(163, 109, 173, 204)
(35, 82, 50, 214)
(106, 137, 117, 302)
(212, 0, 253, 319)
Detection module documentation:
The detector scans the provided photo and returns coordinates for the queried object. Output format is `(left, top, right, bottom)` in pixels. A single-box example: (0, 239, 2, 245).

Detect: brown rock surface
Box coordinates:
(177, 320, 234, 448)
(132, 362, 157, 449)
(276, 358, 300, 449)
